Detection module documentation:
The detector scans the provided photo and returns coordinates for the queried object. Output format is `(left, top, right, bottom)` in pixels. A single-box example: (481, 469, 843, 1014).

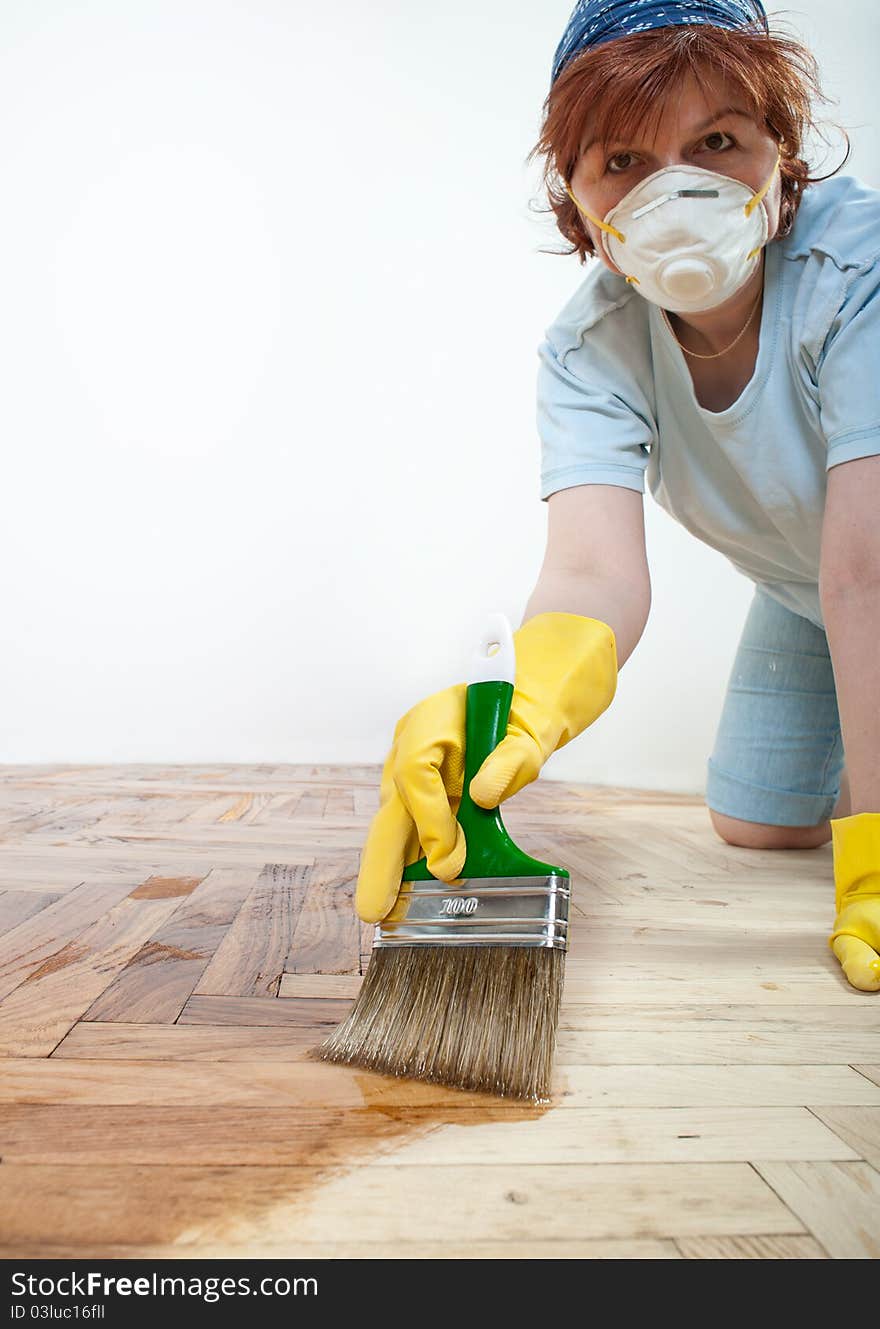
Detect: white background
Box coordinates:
(1, 1, 877, 788)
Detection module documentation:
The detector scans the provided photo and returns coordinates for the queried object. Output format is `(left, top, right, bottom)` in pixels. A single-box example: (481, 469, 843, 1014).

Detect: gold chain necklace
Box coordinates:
(662, 284, 763, 360)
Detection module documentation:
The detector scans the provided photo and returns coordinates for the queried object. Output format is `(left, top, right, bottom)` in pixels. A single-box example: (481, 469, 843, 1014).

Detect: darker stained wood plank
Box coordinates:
(0, 1103, 446, 1165)
(193, 864, 311, 998)
(0, 877, 148, 1003)
(0, 887, 205, 1058)
(286, 853, 361, 976)
(83, 868, 258, 1024)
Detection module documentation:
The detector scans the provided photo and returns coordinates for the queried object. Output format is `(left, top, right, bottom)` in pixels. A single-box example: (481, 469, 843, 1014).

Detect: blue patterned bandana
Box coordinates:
(551, 1, 769, 85)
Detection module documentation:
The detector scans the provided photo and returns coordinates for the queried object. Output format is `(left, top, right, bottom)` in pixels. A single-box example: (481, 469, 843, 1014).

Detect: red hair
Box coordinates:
(526, 20, 850, 264)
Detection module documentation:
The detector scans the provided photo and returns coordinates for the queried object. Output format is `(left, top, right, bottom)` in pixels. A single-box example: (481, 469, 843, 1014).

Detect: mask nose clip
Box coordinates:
(631, 187, 719, 221)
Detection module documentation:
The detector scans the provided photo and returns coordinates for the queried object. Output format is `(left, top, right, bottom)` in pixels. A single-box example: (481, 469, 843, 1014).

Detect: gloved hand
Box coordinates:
(355, 611, 618, 923)
(829, 811, 880, 992)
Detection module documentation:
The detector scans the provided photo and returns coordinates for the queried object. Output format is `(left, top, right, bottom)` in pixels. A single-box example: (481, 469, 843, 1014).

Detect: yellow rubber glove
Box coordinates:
(355, 611, 618, 923)
(829, 811, 880, 992)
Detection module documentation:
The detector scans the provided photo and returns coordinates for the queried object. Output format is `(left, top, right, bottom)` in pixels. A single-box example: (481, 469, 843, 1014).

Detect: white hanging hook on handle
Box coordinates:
(466, 611, 516, 687)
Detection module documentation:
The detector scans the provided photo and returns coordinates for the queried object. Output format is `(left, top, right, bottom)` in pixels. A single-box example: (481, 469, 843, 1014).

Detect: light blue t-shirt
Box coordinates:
(536, 173, 880, 628)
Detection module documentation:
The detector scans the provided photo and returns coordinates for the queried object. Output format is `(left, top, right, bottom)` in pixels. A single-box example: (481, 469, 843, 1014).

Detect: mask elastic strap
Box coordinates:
(744, 148, 782, 259)
(744, 148, 782, 218)
(564, 183, 626, 243)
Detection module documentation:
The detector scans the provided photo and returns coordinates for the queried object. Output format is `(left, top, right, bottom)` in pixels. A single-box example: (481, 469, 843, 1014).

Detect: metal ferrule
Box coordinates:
(374, 873, 570, 950)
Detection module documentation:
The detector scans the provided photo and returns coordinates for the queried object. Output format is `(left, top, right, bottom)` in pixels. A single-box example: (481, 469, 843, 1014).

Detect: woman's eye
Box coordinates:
(702, 130, 735, 151)
(606, 152, 635, 174)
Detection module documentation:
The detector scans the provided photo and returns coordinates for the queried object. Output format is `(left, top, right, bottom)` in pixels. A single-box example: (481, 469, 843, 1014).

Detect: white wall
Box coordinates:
(0, 1, 876, 786)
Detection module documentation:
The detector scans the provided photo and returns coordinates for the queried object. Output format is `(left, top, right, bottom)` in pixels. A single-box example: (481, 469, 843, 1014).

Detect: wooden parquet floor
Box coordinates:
(0, 763, 878, 1259)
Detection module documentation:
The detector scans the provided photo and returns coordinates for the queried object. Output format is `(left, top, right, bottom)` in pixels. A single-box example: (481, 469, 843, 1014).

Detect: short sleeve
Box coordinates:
(537, 328, 657, 502)
(819, 258, 880, 470)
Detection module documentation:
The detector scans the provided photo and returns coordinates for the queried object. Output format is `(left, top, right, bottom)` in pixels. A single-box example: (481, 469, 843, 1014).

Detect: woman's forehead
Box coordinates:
(580, 71, 757, 148)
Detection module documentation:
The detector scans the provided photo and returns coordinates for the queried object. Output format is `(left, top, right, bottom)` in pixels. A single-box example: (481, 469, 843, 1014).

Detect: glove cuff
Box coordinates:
(512, 611, 618, 756)
(830, 811, 880, 913)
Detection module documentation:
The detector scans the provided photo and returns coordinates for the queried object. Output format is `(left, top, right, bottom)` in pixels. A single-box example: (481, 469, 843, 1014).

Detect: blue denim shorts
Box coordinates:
(705, 585, 845, 827)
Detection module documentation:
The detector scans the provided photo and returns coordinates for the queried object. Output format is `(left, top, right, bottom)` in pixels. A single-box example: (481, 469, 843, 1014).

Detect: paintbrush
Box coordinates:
(318, 610, 570, 1101)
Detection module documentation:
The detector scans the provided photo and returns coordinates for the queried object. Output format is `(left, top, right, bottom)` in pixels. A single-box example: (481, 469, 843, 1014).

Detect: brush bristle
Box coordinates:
(317, 946, 565, 1101)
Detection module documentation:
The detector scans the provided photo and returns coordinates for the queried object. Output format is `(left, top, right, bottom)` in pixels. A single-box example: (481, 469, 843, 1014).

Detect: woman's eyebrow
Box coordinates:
(579, 105, 753, 156)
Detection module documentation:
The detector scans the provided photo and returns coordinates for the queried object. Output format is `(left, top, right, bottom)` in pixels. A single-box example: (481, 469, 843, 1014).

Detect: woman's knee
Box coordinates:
(708, 805, 832, 849)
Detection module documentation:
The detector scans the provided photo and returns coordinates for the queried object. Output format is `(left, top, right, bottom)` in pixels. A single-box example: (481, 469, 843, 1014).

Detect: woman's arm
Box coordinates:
(819, 454, 880, 815)
(523, 483, 652, 668)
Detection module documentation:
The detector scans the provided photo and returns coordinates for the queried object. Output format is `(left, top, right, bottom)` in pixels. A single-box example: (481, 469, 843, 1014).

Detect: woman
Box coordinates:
(356, 1, 880, 993)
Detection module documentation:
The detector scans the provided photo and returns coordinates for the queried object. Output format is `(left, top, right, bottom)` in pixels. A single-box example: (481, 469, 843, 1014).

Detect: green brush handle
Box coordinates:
(401, 624, 569, 883)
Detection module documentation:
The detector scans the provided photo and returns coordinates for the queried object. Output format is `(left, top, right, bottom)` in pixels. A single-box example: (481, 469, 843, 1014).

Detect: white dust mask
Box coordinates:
(566, 151, 781, 313)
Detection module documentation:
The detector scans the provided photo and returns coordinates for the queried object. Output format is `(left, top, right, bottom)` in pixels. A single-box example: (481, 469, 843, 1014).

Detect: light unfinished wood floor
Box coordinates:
(0, 763, 878, 1260)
